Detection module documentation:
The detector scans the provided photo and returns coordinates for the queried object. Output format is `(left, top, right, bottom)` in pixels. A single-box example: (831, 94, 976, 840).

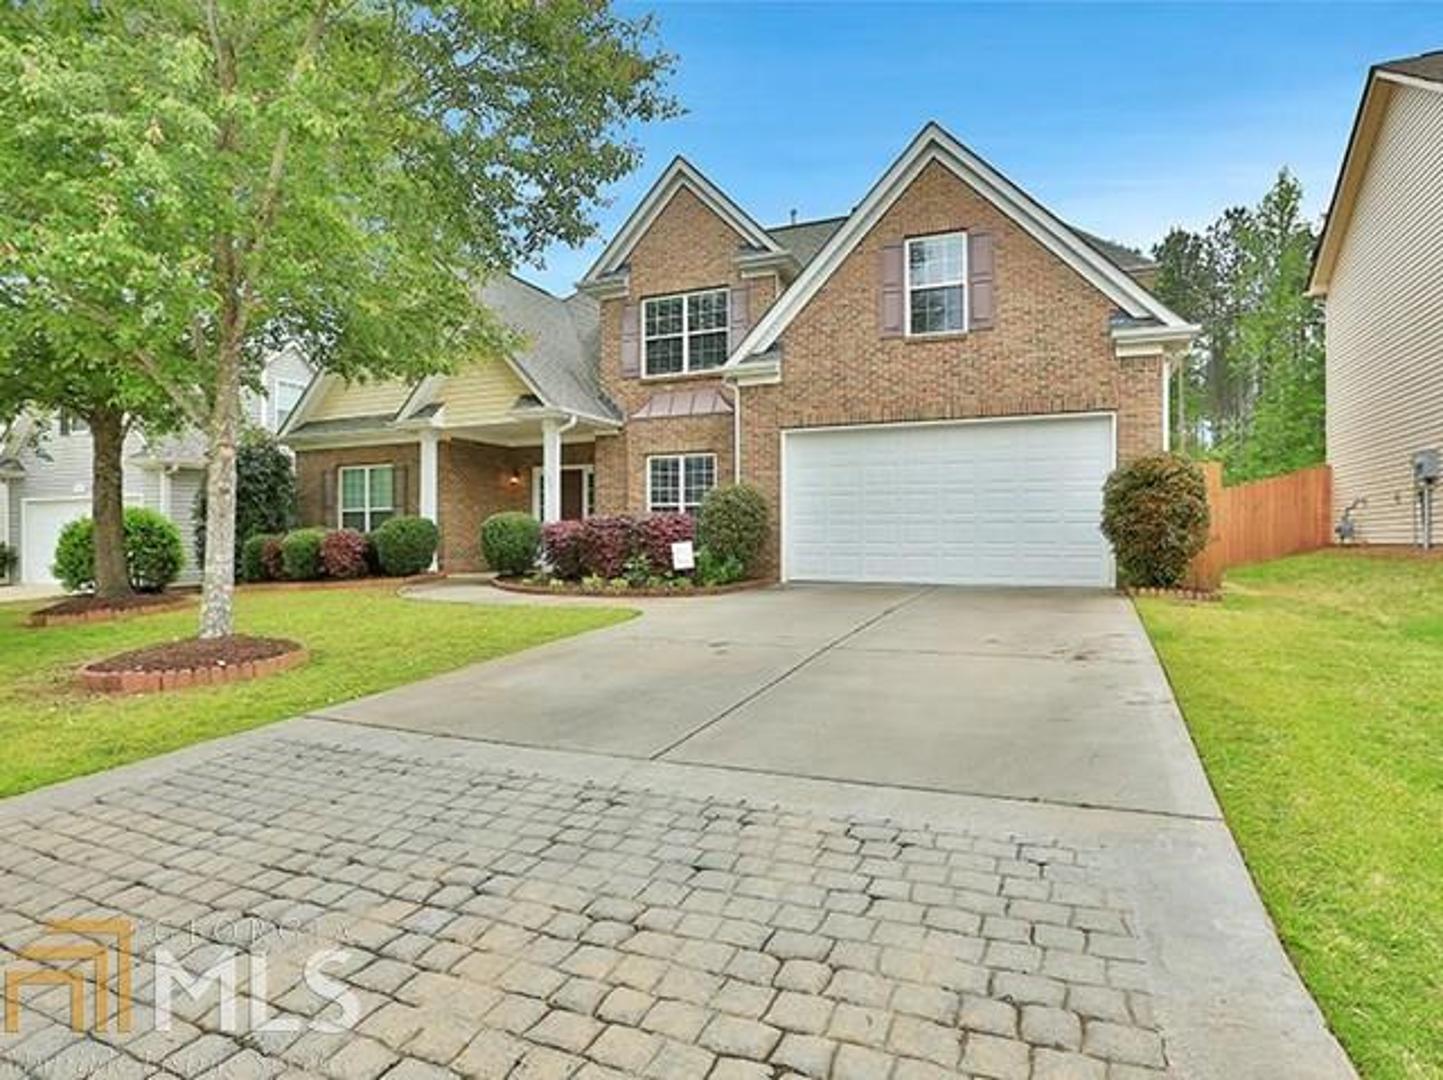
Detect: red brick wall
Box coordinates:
(594, 187, 777, 514)
(737, 161, 1164, 574)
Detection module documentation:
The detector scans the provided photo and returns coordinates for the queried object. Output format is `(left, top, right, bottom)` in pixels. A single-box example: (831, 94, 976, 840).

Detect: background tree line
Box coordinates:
(1151, 170, 1326, 483)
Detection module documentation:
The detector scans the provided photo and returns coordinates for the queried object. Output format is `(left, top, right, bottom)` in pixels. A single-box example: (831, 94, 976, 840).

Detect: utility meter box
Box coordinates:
(1413, 449, 1441, 484)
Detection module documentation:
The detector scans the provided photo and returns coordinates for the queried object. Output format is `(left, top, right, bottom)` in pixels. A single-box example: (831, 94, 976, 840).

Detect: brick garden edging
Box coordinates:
(1124, 585, 1222, 603)
(27, 595, 194, 628)
(78, 644, 309, 695)
(229, 572, 447, 594)
(490, 576, 771, 599)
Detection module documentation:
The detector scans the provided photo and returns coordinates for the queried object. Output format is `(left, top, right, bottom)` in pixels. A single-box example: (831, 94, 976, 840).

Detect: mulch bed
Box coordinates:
(79, 634, 307, 694)
(230, 572, 446, 594)
(491, 577, 770, 599)
(1124, 585, 1222, 603)
(28, 592, 193, 628)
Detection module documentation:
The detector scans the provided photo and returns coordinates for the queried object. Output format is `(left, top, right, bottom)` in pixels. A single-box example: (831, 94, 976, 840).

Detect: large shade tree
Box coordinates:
(0, 0, 674, 636)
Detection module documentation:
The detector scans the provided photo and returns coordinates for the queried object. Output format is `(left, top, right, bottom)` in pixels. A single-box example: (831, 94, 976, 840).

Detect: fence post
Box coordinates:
(1186, 462, 1226, 591)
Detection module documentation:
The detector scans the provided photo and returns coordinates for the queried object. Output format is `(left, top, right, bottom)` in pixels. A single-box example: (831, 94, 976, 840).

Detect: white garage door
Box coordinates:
(21, 497, 92, 585)
(783, 416, 1115, 587)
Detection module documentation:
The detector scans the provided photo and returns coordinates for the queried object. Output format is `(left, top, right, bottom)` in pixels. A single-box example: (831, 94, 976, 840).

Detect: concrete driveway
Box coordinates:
(321, 584, 1217, 818)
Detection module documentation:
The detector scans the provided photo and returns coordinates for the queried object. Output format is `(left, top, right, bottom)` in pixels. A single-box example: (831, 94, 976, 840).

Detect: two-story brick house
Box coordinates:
(280, 122, 1195, 586)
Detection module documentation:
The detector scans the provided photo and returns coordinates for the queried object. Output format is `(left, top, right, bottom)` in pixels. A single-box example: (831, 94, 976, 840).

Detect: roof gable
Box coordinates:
(1310, 54, 1443, 295)
(580, 157, 782, 286)
(728, 123, 1189, 365)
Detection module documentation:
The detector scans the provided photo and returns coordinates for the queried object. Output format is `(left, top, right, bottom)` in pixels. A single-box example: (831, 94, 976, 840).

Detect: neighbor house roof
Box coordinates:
(1310, 50, 1443, 295)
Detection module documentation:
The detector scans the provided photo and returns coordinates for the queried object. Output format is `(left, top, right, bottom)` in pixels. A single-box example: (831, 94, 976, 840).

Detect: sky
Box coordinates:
(523, 1, 1440, 295)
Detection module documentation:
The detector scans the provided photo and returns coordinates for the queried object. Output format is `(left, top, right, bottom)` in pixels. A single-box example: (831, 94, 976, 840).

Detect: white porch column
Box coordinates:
(541, 418, 563, 523)
(418, 430, 440, 569)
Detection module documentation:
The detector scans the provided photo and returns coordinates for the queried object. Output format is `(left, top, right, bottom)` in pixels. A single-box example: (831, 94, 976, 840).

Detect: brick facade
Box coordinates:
(736, 162, 1163, 574)
(594, 187, 775, 516)
(296, 439, 592, 573)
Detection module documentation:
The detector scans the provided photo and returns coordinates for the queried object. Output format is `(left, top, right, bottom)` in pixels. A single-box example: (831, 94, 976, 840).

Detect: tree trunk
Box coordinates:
(198, 344, 241, 639)
(89, 407, 132, 601)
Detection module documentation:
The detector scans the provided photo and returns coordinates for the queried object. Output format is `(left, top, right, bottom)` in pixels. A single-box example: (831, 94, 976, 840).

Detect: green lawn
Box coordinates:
(1136, 552, 1443, 1080)
(0, 587, 633, 799)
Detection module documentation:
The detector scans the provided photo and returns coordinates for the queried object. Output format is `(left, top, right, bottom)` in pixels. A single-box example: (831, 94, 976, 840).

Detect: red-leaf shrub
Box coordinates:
(320, 528, 370, 579)
(261, 536, 286, 581)
(637, 513, 695, 574)
(542, 520, 586, 580)
(577, 515, 637, 579)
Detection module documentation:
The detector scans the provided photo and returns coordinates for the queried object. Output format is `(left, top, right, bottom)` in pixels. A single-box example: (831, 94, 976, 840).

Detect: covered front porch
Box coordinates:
(290, 410, 612, 573)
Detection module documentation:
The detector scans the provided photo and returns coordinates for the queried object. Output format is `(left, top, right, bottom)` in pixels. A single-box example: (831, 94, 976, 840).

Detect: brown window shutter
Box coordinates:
(321, 467, 336, 526)
(394, 464, 411, 515)
(969, 232, 996, 330)
(620, 302, 640, 377)
(878, 243, 905, 337)
(728, 284, 751, 355)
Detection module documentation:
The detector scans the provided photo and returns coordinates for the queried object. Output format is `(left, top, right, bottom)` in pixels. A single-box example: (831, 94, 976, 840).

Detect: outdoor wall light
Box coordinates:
(508, 469, 521, 486)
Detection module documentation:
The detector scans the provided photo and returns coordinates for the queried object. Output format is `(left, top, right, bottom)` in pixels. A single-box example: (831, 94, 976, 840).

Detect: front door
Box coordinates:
(533, 465, 594, 521)
(560, 469, 584, 520)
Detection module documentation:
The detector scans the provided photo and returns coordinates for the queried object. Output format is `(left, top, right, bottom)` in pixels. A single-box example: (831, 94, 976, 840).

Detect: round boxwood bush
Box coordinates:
(280, 527, 327, 581)
(125, 507, 185, 591)
(481, 512, 541, 577)
(371, 515, 439, 576)
(319, 528, 370, 579)
(240, 533, 280, 583)
(1100, 453, 1211, 587)
(52, 508, 185, 593)
(696, 483, 768, 574)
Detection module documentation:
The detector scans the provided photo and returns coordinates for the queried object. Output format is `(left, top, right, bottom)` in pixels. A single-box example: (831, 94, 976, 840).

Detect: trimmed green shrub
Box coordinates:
(696, 548, 745, 587)
(280, 527, 327, 581)
(371, 515, 439, 576)
(0, 542, 16, 582)
(261, 535, 286, 580)
(193, 432, 297, 572)
(240, 533, 280, 582)
(52, 508, 185, 593)
(52, 517, 96, 593)
(480, 512, 541, 577)
(541, 520, 585, 580)
(1101, 453, 1211, 587)
(319, 529, 369, 579)
(124, 507, 185, 591)
(696, 483, 768, 574)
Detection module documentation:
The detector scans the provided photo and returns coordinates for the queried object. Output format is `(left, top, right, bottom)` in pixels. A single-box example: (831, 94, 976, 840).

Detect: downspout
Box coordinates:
(731, 383, 742, 483)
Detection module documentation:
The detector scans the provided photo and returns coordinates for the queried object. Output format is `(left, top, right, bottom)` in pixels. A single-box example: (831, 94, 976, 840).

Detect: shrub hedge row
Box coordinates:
(240, 515, 438, 582)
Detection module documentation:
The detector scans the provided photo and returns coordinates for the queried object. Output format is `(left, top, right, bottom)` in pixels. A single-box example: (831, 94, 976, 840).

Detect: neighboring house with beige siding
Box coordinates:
(1310, 50, 1443, 545)
(283, 122, 1195, 585)
(0, 347, 312, 586)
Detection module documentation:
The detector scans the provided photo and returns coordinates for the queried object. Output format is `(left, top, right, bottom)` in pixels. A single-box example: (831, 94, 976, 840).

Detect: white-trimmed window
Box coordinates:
(339, 464, 394, 532)
(643, 288, 729, 376)
(647, 454, 716, 514)
(271, 378, 306, 432)
(905, 233, 967, 336)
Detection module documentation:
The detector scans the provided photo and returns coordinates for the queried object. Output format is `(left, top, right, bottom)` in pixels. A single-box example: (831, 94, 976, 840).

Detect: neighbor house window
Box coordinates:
(906, 232, 967, 335)
(643, 288, 729, 376)
(647, 454, 716, 514)
(339, 464, 394, 531)
(58, 411, 88, 436)
(272, 379, 306, 432)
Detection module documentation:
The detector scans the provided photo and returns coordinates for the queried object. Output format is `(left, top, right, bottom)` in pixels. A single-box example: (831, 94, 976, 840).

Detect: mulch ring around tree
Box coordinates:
(27, 592, 194, 628)
(491, 576, 770, 599)
(78, 635, 307, 694)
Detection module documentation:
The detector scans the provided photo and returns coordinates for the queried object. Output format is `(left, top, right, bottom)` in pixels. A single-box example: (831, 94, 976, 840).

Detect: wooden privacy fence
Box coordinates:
(1185, 463, 1333, 590)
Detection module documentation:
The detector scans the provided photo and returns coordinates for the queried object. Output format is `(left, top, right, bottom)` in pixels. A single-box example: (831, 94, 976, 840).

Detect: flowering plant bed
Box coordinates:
(493, 575, 768, 599)
(28, 593, 193, 628)
(78, 635, 307, 694)
(1123, 585, 1221, 603)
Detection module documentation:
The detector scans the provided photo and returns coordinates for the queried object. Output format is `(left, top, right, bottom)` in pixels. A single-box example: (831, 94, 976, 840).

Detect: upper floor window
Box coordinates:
(906, 233, 967, 336)
(271, 379, 306, 432)
(643, 288, 729, 377)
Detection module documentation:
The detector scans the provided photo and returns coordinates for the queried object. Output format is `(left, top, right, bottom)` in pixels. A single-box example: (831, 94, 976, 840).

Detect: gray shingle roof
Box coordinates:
(475, 275, 619, 422)
(287, 414, 400, 439)
(1072, 228, 1154, 273)
(1379, 50, 1443, 83)
(766, 216, 846, 267)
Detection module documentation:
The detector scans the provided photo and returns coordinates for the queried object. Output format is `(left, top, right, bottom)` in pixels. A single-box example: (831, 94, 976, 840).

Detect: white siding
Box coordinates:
(1326, 82, 1443, 543)
(167, 467, 205, 582)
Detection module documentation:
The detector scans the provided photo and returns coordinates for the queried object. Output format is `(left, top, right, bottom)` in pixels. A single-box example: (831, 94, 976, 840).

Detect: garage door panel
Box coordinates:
(784, 417, 1114, 588)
